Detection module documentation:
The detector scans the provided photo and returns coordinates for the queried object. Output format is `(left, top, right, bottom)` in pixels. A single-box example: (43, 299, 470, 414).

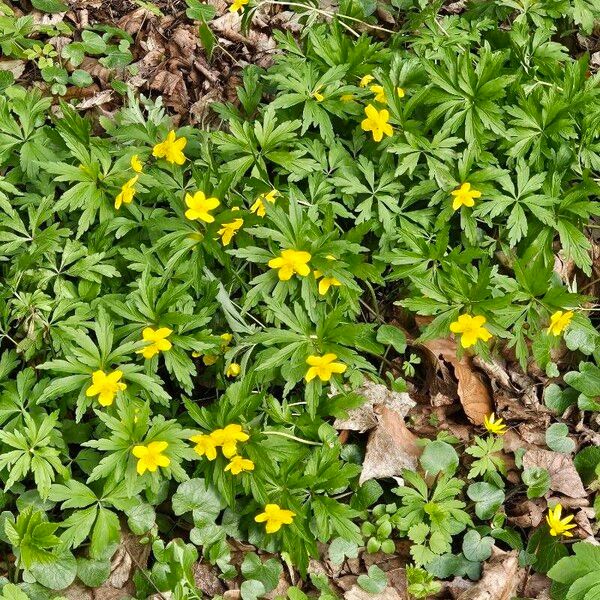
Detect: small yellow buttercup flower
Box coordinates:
(547, 310, 574, 336)
(312, 88, 324, 102)
(313, 271, 342, 295)
(449, 314, 492, 349)
(268, 249, 311, 281)
(483, 413, 507, 435)
(85, 370, 126, 407)
(229, 0, 248, 11)
(361, 104, 393, 142)
(218, 218, 244, 246)
(132, 441, 170, 475)
(546, 504, 576, 537)
(359, 74, 375, 88)
(255, 504, 296, 534)
(130, 154, 143, 173)
(210, 424, 249, 458)
(137, 327, 173, 359)
(189, 434, 218, 460)
(198, 333, 233, 365)
(225, 455, 255, 475)
(226, 362, 241, 378)
(370, 85, 405, 103)
(152, 130, 187, 165)
(250, 189, 278, 217)
(305, 354, 347, 382)
(185, 191, 220, 223)
(451, 183, 481, 210)
(115, 175, 138, 210)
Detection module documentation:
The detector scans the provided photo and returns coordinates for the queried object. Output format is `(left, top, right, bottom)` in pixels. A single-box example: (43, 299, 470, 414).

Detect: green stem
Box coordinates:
(263, 430, 322, 446)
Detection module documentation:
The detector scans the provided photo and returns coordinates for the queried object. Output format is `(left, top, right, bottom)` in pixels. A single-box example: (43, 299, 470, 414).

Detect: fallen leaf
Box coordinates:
(0, 59, 26, 79)
(457, 550, 521, 600)
(522, 449, 587, 498)
(422, 339, 492, 425)
(333, 381, 415, 433)
(359, 406, 421, 485)
(77, 89, 113, 110)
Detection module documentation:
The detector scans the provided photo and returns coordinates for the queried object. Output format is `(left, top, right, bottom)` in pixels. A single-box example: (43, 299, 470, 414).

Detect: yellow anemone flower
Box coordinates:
(210, 424, 249, 458)
(313, 271, 342, 295)
(449, 314, 492, 349)
(130, 154, 143, 173)
(225, 455, 255, 475)
(132, 441, 170, 475)
(217, 218, 244, 246)
(450, 183, 481, 210)
(547, 310, 574, 336)
(255, 504, 296, 534)
(115, 175, 138, 210)
(152, 130, 187, 165)
(189, 434, 218, 460)
(226, 362, 241, 378)
(136, 327, 173, 359)
(85, 369, 126, 407)
(268, 249, 311, 280)
(229, 0, 248, 11)
(361, 104, 393, 142)
(250, 189, 278, 217)
(305, 353, 347, 382)
(185, 191, 220, 223)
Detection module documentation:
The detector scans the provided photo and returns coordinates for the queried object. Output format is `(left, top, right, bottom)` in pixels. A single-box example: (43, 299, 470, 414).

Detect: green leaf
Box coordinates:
(76, 557, 111, 588)
(241, 553, 282, 593)
(171, 478, 225, 522)
(467, 482, 505, 520)
(420, 441, 459, 476)
(522, 467, 550, 499)
(29, 551, 77, 590)
(376, 325, 407, 353)
(328, 537, 359, 565)
(357, 565, 388, 594)
(462, 530, 493, 562)
(545, 423, 575, 454)
(30, 0, 68, 12)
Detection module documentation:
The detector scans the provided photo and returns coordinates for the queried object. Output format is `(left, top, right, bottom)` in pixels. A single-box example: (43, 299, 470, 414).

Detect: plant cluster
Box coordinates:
(0, 0, 599, 598)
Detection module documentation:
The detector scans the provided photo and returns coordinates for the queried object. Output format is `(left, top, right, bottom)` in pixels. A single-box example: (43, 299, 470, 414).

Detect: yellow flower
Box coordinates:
(185, 191, 220, 223)
(218, 218, 244, 246)
(370, 85, 405, 103)
(255, 504, 296, 534)
(152, 130, 187, 165)
(226, 362, 241, 378)
(250, 190, 278, 217)
(268, 249, 312, 280)
(305, 353, 347, 382)
(312, 88, 324, 102)
(130, 154, 143, 173)
(229, 0, 248, 11)
(359, 74, 375, 88)
(341, 94, 354, 102)
(483, 413, 507, 435)
(225, 455, 255, 475)
(313, 271, 342, 295)
(547, 310, 574, 336)
(198, 333, 233, 365)
(449, 314, 492, 349)
(189, 434, 218, 460)
(132, 441, 170, 475)
(115, 175, 138, 210)
(85, 369, 126, 407)
(546, 504, 576, 537)
(210, 424, 249, 458)
(136, 327, 173, 359)
(450, 182, 481, 210)
(361, 104, 393, 142)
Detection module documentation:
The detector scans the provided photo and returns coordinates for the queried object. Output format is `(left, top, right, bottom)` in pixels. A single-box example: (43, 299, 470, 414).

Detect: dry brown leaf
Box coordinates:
(359, 406, 421, 485)
(457, 550, 521, 600)
(150, 69, 190, 115)
(0, 59, 26, 79)
(422, 339, 492, 425)
(522, 449, 587, 498)
(77, 89, 113, 110)
(333, 381, 414, 433)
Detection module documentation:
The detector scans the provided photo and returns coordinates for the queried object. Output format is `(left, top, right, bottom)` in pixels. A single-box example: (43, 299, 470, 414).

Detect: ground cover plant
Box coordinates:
(0, 0, 599, 598)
